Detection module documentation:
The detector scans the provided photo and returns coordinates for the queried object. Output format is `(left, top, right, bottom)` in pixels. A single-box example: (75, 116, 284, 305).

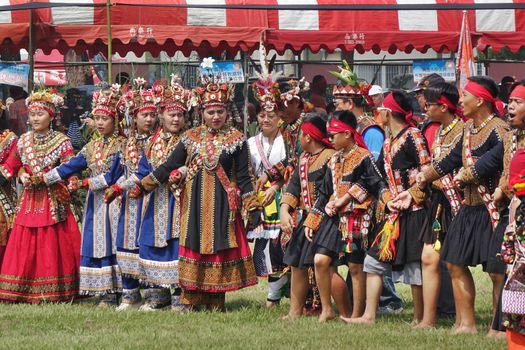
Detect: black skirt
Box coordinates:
(283, 216, 340, 269)
(368, 209, 426, 270)
(393, 209, 427, 269)
(484, 211, 508, 275)
(420, 190, 452, 245)
(441, 204, 493, 267)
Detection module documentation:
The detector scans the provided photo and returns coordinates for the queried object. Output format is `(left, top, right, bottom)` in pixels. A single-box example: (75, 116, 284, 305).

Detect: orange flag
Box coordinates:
(456, 10, 475, 93)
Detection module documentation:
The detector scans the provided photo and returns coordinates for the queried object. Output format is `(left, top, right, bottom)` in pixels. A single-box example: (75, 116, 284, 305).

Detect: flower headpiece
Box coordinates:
(191, 57, 235, 108)
(281, 77, 310, 108)
(120, 77, 158, 116)
(26, 88, 64, 118)
(251, 45, 283, 112)
(156, 75, 191, 112)
(330, 60, 373, 107)
(92, 84, 124, 120)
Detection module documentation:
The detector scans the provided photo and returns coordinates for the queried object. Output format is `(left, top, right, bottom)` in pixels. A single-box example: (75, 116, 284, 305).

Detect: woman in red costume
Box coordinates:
(0, 89, 81, 303)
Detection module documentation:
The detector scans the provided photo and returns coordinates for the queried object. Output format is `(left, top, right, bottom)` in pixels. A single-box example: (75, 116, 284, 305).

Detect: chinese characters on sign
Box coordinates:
(129, 26, 154, 40)
(200, 61, 245, 84)
(344, 32, 366, 45)
(413, 60, 456, 82)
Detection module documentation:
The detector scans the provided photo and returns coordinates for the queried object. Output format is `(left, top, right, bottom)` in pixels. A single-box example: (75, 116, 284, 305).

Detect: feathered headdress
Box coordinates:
(330, 60, 373, 107)
(250, 44, 283, 112)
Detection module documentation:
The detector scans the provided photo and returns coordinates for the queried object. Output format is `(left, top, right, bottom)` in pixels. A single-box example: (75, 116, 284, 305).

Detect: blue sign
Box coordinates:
(413, 59, 456, 83)
(0, 63, 30, 91)
(200, 61, 244, 83)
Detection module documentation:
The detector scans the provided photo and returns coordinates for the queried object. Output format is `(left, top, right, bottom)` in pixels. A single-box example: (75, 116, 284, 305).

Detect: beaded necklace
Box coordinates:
(470, 114, 495, 134)
(24, 130, 54, 176)
(93, 135, 119, 168)
(434, 117, 460, 159)
(200, 126, 226, 171)
(125, 132, 149, 169)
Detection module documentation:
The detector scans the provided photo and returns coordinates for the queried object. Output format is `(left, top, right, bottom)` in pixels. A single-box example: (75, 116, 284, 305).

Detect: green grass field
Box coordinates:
(0, 267, 507, 350)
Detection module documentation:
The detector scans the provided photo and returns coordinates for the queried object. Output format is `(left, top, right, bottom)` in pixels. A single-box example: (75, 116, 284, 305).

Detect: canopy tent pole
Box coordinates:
(28, 0, 34, 92)
(242, 51, 249, 135)
(106, 0, 112, 84)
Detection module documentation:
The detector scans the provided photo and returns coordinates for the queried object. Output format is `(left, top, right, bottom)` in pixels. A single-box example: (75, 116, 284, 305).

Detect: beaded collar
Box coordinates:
(440, 117, 461, 137)
(470, 114, 495, 134)
(286, 113, 305, 134)
(33, 129, 54, 142)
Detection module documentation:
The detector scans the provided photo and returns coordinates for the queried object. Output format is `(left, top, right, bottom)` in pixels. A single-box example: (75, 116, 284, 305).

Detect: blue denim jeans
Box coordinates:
(379, 274, 402, 308)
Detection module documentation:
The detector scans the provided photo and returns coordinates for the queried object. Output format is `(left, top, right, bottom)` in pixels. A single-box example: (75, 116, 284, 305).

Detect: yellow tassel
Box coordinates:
(375, 220, 398, 262)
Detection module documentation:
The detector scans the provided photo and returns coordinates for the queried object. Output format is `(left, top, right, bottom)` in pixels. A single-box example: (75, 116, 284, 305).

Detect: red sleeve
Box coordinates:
(59, 139, 75, 164)
(0, 144, 22, 180)
(423, 122, 440, 155)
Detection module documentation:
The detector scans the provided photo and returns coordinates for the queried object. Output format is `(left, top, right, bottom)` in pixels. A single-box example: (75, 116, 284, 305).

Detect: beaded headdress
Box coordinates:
(120, 77, 158, 116)
(330, 60, 373, 107)
(191, 57, 235, 109)
(26, 88, 64, 118)
(157, 75, 191, 112)
(281, 77, 310, 108)
(92, 84, 124, 120)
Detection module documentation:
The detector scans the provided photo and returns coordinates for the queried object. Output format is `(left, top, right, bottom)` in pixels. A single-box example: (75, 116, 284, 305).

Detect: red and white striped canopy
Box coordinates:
(0, 0, 524, 56)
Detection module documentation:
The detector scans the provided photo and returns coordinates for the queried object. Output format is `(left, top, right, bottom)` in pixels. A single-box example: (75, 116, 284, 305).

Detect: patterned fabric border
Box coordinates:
(281, 193, 298, 210)
(0, 272, 78, 303)
(140, 257, 180, 287)
(143, 287, 171, 307)
(44, 168, 62, 185)
(79, 265, 122, 295)
(89, 174, 108, 192)
(121, 287, 141, 304)
(116, 250, 141, 278)
(179, 256, 257, 293)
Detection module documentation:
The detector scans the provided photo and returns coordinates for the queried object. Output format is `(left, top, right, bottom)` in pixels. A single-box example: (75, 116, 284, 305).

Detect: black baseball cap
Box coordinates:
(412, 73, 446, 92)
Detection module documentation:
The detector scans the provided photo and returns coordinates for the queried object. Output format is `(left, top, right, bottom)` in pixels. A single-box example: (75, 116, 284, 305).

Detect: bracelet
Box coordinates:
(111, 184, 122, 196)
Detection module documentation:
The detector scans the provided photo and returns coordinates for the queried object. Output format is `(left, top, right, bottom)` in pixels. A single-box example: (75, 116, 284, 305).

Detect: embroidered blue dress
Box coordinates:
(110, 134, 149, 299)
(45, 135, 124, 295)
(135, 129, 182, 288)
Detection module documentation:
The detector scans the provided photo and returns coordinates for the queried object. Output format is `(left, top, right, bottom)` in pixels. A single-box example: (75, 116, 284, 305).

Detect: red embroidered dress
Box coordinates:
(0, 130, 18, 263)
(0, 130, 81, 302)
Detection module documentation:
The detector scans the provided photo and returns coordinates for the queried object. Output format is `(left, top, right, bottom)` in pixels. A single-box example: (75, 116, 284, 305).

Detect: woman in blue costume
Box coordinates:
(119, 77, 190, 311)
(106, 79, 159, 311)
(44, 85, 125, 307)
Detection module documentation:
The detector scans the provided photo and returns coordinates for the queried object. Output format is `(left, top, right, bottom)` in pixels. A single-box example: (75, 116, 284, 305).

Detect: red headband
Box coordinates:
(92, 106, 117, 118)
(436, 95, 457, 112)
(510, 85, 525, 101)
(327, 118, 368, 150)
(301, 121, 332, 148)
(464, 80, 504, 116)
(162, 103, 186, 113)
(436, 95, 465, 120)
(383, 93, 414, 127)
(29, 103, 55, 119)
(134, 104, 157, 116)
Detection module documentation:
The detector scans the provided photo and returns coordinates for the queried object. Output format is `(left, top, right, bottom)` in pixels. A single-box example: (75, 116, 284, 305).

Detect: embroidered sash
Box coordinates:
(433, 124, 463, 216)
(439, 174, 463, 217)
(299, 153, 312, 212)
(463, 126, 500, 229)
(371, 134, 401, 262)
(255, 133, 274, 174)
